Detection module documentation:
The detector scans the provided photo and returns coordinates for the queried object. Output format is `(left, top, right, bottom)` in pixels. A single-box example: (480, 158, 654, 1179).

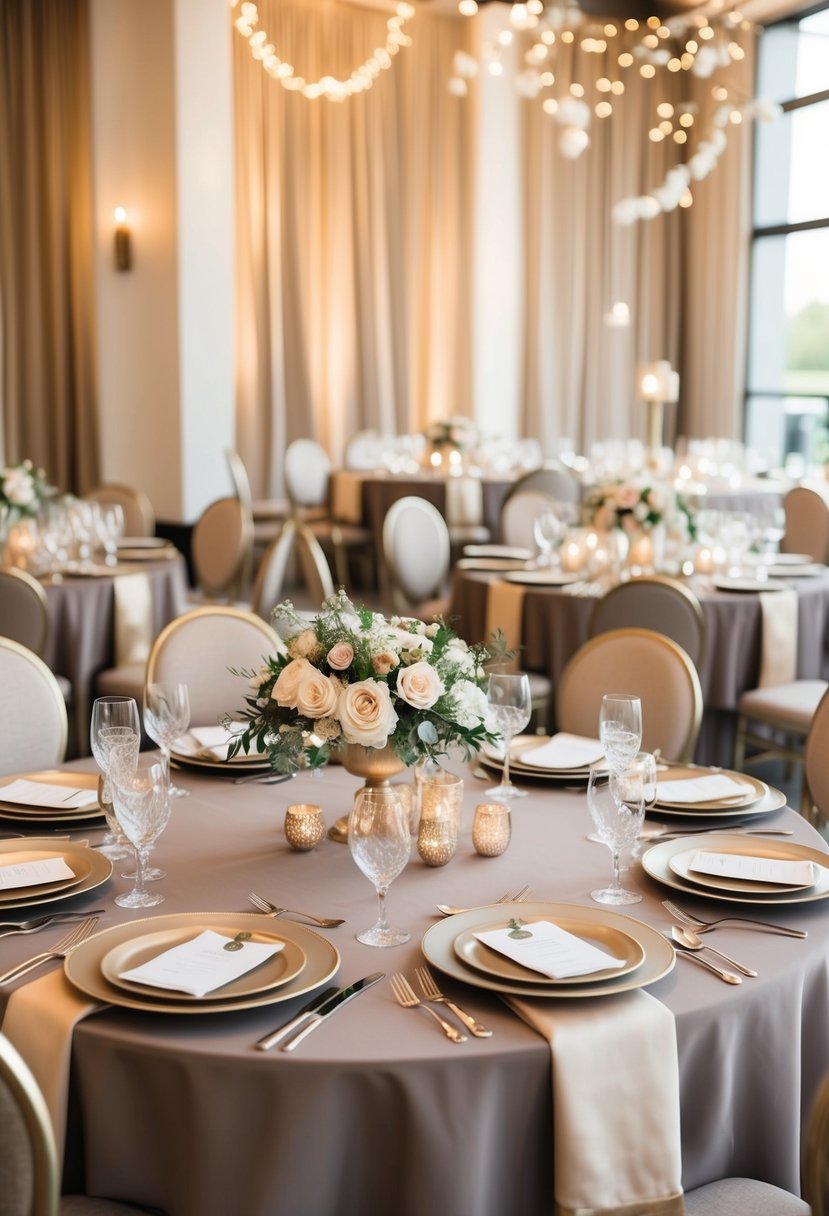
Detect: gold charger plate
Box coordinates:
(0, 838, 111, 909)
(642, 833, 829, 905)
(453, 915, 645, 985)
(503, 570, 581, 586)
(655, 767, 767, 811)
(0, 770, 102, 817)
(647, 784, 787, 821)
(668, 846, 817, 895)
(65, 913, 340, 1015)
(480, 736, 604, 780)
(422, 901, 674, 999)
(117, 546, 178, 562)
(101, 923, 306, 1001)
(170, 748, 270, 774)
(0, 845, 88, 902)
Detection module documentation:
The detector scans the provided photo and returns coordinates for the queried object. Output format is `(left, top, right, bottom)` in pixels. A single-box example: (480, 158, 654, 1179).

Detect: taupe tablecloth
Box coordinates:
(1, 756, 827, 1216)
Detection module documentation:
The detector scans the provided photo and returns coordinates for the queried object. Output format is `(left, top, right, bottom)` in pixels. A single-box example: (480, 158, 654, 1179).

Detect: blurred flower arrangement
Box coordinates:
(0, 460, 51, 523)
(229, 591, 499, 774)
(583, 479, 697, 541)
(424, 416, 481, 452)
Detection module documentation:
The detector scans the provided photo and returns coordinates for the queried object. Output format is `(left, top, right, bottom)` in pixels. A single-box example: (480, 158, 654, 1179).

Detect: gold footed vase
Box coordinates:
(328, 742, 409, 844)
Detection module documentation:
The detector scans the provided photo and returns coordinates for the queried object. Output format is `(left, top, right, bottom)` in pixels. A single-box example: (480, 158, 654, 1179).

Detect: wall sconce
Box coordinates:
(113, 206, 133, 272)
(638, 360, 679, 452)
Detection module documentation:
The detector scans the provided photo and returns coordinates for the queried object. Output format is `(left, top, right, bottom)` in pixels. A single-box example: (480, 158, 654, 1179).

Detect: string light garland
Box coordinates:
(231, 0, 415, 102)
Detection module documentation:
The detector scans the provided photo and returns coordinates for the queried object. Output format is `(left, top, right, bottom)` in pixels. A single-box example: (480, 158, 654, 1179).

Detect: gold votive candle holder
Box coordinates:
(417, 816, 458, 867)
(284, 804, 326, 852)
(472, 803, 511, 857)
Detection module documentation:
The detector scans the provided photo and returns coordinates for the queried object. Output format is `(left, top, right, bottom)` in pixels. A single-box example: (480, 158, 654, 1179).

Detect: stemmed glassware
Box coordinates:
(598, 694, 642, 771)
(108, 744, 171, 909)
(486, 672, 532, 800)
(628, 751, 658, 860)
(143, 682, 191, 798)
(348, 787, 411, 947)
(90, 696, 141, 861)
(586, 763, 646, 904)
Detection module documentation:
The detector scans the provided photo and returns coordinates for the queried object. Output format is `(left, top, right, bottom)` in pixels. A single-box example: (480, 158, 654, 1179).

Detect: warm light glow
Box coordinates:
(595, 100, 613, 117)
(114, 206, 127, 225)
(657, 102, 674, 118)
(458, 0, 478, 13)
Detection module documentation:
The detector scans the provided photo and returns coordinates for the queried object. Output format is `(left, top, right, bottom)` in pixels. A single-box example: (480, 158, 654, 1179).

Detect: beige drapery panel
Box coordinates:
(233, 0, 473, 499)
(0, 0, 98, 490)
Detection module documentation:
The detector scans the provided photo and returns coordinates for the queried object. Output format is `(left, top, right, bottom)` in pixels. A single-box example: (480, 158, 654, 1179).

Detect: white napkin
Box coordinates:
(446, 477, 483, 528)
(0, 855, 75, 891)
(758, 587, 798, 688)
(690, 851, 816, 887)
(0, 778, 98, 810)
(112, 570, 153, 667)
(655, 774, 755, 803)
(475, 920, 625, 979)
(118, 929, 284, 997)
(518, 733, 605, 770)
(505, 990, 684, 1216)
(174, 726, 240, 760)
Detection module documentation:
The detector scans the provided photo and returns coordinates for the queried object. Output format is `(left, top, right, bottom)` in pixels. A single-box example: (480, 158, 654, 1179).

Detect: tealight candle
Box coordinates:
(417, 817, 457, 867)
(562, 538, 585, 573)
(284, 804, 326, 851)
(417, 771, 463, 866)
(629, 533, 654, 569)
(472, 803, 511, 857)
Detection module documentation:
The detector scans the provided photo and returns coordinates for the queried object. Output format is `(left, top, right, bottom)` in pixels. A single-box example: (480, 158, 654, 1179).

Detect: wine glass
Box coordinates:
(486, 672, 532, 799)
(628, 751, 658, 861)
(348, 787, 411, 947)
(533, 510, 563, 567)
(598, 694, 642, 772)
(143, 682, 191, 798)
(108, 744, 171, 909)
(586, 763, 646, 905)
(90, 696, 141, 860)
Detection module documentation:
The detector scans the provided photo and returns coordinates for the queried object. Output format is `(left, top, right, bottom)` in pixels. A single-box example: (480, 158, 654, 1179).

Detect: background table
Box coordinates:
(1, 755, 826, 1216)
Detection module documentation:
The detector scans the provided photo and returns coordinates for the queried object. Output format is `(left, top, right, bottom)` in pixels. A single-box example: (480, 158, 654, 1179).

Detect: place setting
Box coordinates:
(0, 770, 107, 828)
(0, 836, 112, 911)
(170, 724, 272, 775)
(478, 732, 608, 785)
(647, 764, 787, 820)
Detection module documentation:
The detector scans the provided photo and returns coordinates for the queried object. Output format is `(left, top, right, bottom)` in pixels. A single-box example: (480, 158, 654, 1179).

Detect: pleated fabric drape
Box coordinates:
(0, 0, 99, 490)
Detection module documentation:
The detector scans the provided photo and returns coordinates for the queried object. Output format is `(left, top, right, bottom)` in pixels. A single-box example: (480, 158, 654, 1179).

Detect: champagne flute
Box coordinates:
(348, 787, 411, 947)
(108, 744, 171, 909)
(598, 694, 642, 772)
(486, 672, 532, 799)
(586, 763, 646, 905)
(143, 681, 191, 798)
(90, 696, 141, 860)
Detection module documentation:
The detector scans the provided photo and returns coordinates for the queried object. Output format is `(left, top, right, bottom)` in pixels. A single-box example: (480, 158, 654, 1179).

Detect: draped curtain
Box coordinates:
(0, 0, 98, 489)
(233, 0, 473, 499)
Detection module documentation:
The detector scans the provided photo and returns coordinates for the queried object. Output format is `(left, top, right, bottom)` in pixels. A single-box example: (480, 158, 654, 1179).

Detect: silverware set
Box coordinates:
(436, 884, 531, 917)
(0, 916, 100, 985)
(663, 899, 808, 939)
(390, 967, 492, 1041)
(247, 891, 345, 927)
(662, 898, 808, 984)
(0, 909, 105, 938)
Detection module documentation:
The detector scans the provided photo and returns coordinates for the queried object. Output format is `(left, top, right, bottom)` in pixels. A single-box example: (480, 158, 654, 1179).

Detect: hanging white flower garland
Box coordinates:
(231, 0, 415, 102)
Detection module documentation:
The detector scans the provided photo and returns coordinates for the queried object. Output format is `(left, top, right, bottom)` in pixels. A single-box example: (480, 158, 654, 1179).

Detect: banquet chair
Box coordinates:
(781, 486, 829, 563)
(500, 490, 563, 552)
(252, 519, 334, 622)
(84, 484, 155, 538)
(683, 1177, 810, 1214)
(283, 438, 373, 588)
(145, 606, 282, 727)
(0, 567, 73, 711)
(588, 576, 706, 670)
(225, 448, 289, 556)
(191, 496, 253, 604)
(0, 1032, 163, 1216)
(556, 628, 703, 762)
(802, 685, 829, 826)
(382, 496, 451, 619)
(733, 677, 828, 792)
(0, 638, 67, 777)
(503, 461, 580, 506)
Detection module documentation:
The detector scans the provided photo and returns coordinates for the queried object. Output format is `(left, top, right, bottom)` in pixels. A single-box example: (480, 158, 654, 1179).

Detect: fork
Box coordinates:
(415, 966, 492, 1037)
(436, 883, 531, 917)
(0, 909, 106, 938)
(389, 973, 467, 1042)
(0, 917, 100, 985)
(247, 892, 345, 928)
(662, 899, 808, 939)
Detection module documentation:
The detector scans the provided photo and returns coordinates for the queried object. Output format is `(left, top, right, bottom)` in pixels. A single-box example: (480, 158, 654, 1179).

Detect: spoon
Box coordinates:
(671, 925, 757, 977)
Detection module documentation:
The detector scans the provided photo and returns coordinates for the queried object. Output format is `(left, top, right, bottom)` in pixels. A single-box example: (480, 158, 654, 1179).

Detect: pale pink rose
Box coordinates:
(617, 485, 640, 509)
(396, 661, 444, 710)
(296, 669, 339, 719)
(338, 679, 398, 748)
(327, 642, 354, 671)
(372, 650, 399, 676)
(272, 658, 312, 708)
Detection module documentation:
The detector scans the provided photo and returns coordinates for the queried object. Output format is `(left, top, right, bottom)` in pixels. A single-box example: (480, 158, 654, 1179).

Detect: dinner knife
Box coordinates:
(254, 985, 340, 1051)
(279, 972, 385, 1053)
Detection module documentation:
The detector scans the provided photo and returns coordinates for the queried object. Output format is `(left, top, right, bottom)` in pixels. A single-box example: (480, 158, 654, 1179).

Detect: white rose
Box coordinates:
(338, 679, 398, 748)
(296, 669, 339, 719)
(396, 661, 444, 710)
(272, 658, 312, 708)
(451, 680, 488, 729)
(3, 468, 36, 507)
(443, 641, 475, 676)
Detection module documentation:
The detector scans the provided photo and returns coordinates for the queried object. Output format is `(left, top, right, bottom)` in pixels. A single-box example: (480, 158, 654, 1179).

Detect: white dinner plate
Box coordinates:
(712, 576, 786, 594)
(502, 570, 581, 586)
(766, 564, 826, 579)
(455, 558, 531, 573)
(762, 553, 814, 566)
(463, 545, 534, 561)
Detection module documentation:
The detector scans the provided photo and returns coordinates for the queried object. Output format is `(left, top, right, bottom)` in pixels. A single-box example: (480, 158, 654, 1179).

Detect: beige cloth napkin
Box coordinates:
(113, 570, 153, 667)
(446, 477, 483, 528)
(330, 471, 365, 523)
(758, 587, 798, 688)
(3, 970, 103, 1169)
(485, 579, 526, 665)
(505, 990, 685, 1216)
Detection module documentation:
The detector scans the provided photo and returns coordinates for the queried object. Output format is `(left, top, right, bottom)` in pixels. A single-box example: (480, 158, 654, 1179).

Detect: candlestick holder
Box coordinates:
(284, 804, 326, 851)
(472, 803, 511, 857)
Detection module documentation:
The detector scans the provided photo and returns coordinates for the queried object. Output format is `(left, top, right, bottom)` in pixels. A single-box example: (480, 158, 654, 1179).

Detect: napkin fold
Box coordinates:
(0, 779, 98, 810)
(485, 579, 526, 666)
(175, 726, 241, 760)
(446, 477, 484, 529)
(518, 733, 605, 770)
(113, 570, 153, 667)
(655, 774, 755, 804)
(505, 990, 685, 1216)
(758, 587, 798, 689)
(2, 970, 103, 1172)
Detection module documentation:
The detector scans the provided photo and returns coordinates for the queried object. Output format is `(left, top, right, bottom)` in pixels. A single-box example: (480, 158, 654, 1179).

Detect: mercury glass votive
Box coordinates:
(417, 816, 458, 867)
(472, 803, 511, 857)
(284, 804, 326, 852)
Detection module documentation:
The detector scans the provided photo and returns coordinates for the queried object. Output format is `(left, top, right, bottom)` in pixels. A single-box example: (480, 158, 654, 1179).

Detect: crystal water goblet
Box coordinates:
(143, 681, 191, 799)
(348, 787, 411, 947)
(486, 672, 532, 799)
(586, 764, 646, 905)
(108, 744, 171, 909)
(598, 694, 642, 772)
(90, 696, 141, 861)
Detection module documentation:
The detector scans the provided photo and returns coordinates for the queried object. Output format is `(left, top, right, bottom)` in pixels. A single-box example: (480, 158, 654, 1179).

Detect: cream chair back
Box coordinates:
(0, 639, 67, 776)
(505, 463, 580, 505)
(225, 449, 254, 514)
(191, 497, 253, 601)
(556, 627, 702, 763)
(145, 607, 282, 727)
(588, 576, 706, 669)
(805, 687, 829, 825)
(781, 487, 829, 562)
(382, 496, 450, 613)
(284, 439, 330, 509)
(0, 1033, 59, 1216)
(500, 490, 560, 551)
(252, 521, 334, 621)
(84, 483, 155, 538)
(0, 567, 49, 656)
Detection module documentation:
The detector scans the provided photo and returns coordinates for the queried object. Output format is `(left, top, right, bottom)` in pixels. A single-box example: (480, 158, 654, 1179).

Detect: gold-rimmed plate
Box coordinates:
(0, 838, 111, 909)
(453, 915, 645, 986)
(712, 576, 785, 594)
(0, 845, 88, 902)
(101, 924, 307, 1002)
(654, 767, 768, 811)
(642, 833, 829, 905)
(0, 770, 103, 819)
(422, 901, 674, 999)
(65, 913, 340, 1015)
(480, 736, 605, 780)
(170, 747, 270, 774)
(503, 570, 582, 586)
(647, 784, 787, 820)
(668, 846, 817, 895)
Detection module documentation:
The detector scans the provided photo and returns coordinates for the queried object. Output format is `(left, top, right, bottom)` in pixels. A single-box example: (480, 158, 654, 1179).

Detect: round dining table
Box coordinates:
(1, 753, 827, 1216)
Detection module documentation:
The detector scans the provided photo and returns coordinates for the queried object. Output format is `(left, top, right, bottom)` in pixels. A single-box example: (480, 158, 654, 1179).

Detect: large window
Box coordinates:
(745, 6, 829, 472)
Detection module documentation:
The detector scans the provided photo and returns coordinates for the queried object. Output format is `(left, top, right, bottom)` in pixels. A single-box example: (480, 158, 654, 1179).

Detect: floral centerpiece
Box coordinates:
(229, 591, 499, 774)
(582, 478, 696, 542)
(423, 416, 480, 452)
(0, 460, 51, 523)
